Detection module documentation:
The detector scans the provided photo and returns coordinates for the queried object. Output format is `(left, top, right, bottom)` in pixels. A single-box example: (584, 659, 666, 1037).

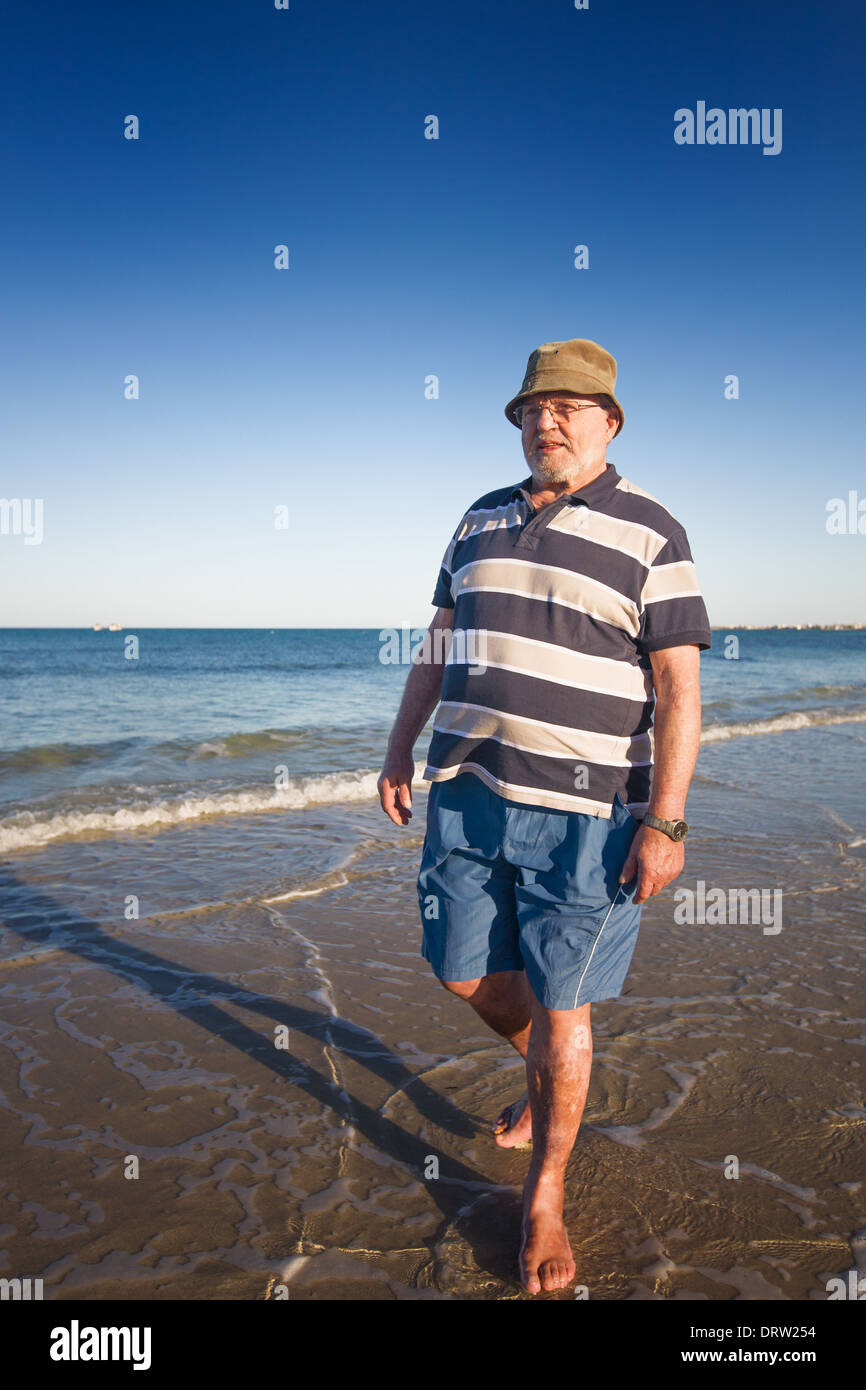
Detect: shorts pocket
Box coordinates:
(424, 774, 502, 864)
(612, 791, 640, 827)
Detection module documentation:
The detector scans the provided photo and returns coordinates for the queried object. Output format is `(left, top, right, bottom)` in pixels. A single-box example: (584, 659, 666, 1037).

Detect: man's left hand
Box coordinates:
(619, 825, 685, 904)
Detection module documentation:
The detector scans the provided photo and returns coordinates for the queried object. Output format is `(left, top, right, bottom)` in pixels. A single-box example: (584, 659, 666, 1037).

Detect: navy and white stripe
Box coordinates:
(423, 463, 712, 817)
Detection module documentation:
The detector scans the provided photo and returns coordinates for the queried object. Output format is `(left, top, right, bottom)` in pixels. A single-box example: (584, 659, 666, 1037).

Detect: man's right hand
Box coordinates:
(377, 748, 415, 826)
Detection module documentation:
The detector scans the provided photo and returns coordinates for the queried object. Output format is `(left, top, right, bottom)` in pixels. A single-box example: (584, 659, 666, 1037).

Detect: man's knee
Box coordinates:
(529, 998, 592, 1045)
(439, 976, 483, 999)
(439, 971, 524, 1003)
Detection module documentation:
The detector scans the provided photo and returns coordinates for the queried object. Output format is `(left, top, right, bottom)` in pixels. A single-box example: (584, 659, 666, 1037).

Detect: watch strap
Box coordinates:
(643, 812, 689, 841)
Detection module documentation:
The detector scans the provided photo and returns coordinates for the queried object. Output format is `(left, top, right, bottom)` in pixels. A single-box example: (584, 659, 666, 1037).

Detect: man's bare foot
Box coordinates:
(492, 1091, 532, 1149)
(519, 1184, 575, 1294)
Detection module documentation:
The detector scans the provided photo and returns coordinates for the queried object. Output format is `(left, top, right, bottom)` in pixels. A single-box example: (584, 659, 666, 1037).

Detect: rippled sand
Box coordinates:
(1, 758, 865, 1300)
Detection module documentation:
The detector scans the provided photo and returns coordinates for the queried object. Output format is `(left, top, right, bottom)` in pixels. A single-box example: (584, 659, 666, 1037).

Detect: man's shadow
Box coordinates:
(0, 867, 523, 1290)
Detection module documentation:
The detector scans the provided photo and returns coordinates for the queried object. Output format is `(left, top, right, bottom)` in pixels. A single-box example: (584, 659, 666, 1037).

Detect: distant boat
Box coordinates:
(108, 623, 122, 631)
(92, 624, 104, 631)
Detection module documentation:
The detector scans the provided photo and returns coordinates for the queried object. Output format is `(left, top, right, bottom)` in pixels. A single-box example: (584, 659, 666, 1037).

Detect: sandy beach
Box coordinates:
(1, 730, 865, 1301)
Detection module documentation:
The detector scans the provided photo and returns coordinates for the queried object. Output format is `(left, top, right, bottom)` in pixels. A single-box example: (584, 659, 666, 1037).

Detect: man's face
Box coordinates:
(519, 392, 619, 482)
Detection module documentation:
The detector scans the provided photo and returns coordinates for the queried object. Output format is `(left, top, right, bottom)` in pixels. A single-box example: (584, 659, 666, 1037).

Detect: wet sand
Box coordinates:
(1, 767, 865, 1300)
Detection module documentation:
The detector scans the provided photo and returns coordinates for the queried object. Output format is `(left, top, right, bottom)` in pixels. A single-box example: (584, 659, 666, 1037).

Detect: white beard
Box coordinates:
(527, 450, 574, 484)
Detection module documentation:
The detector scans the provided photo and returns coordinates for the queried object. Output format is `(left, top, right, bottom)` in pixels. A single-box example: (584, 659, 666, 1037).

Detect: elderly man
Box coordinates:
(377, 338, 711, 1295)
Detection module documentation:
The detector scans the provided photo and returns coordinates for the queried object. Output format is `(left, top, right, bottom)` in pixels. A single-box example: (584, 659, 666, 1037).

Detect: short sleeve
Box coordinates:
(431, 534, 457, 609)
(637, 527, 712, 653)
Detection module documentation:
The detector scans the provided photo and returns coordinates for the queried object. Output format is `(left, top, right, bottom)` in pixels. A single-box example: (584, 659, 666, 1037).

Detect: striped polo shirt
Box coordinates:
(423, 462, 712, 818)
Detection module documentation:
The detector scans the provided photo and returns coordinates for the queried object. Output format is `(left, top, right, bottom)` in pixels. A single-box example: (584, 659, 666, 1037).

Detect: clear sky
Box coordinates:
(1, 0, 864, 628)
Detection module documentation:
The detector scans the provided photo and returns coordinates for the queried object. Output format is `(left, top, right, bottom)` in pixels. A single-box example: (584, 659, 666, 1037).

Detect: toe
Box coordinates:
(492, 1104, 511, 1133)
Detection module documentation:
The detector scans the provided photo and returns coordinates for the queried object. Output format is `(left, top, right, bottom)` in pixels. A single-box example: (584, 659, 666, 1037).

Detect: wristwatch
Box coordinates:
(643, 812, 689, 841)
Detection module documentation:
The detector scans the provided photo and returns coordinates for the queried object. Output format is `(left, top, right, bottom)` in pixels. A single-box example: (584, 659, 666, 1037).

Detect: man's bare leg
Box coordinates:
(519, 993, 592, 1293)
(441, 973, 592, 1292)
(440, 971, 534, 1146)
(440, 970, 531, 1051)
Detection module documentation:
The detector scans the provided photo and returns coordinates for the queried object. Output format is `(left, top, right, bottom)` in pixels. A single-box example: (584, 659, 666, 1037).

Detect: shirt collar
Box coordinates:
(510, 462, 621, 508)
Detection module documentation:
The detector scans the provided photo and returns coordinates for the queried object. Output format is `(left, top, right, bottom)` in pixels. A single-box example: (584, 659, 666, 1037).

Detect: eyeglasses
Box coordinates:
(516, 399, 601, 426)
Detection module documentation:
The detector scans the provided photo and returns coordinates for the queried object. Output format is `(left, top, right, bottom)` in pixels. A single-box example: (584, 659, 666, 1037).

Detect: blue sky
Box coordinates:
(2, 0, 864, 627)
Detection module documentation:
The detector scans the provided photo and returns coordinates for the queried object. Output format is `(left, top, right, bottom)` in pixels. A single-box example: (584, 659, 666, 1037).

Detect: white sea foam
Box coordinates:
(261, 873, 350, 903)
(0, 762, 427, 853)
(701, 707, 866, 743)
(3, 702, 865, 852)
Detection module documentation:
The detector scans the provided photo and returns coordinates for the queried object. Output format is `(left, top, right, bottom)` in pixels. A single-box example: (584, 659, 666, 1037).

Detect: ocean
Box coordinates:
(2, 626, 865, 858)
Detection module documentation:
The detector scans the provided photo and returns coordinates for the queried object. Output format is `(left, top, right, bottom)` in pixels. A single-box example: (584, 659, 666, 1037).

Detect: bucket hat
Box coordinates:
(504, 338, 624, 436)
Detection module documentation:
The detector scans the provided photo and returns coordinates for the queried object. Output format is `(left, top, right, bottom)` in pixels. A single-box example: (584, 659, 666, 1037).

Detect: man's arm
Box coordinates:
(377, 606, 454, 827)
(620, 643, 702, 903)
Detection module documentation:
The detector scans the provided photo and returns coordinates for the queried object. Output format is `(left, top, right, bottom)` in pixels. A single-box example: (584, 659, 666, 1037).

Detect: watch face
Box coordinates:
(672, 821, 688, 841)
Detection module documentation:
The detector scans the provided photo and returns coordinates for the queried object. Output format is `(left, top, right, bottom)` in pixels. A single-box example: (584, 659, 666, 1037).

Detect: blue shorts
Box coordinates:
(416, 772, 643, 1011)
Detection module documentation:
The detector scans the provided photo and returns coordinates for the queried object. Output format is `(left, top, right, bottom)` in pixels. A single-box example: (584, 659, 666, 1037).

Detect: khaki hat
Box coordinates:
(504, 337, 624, 436)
